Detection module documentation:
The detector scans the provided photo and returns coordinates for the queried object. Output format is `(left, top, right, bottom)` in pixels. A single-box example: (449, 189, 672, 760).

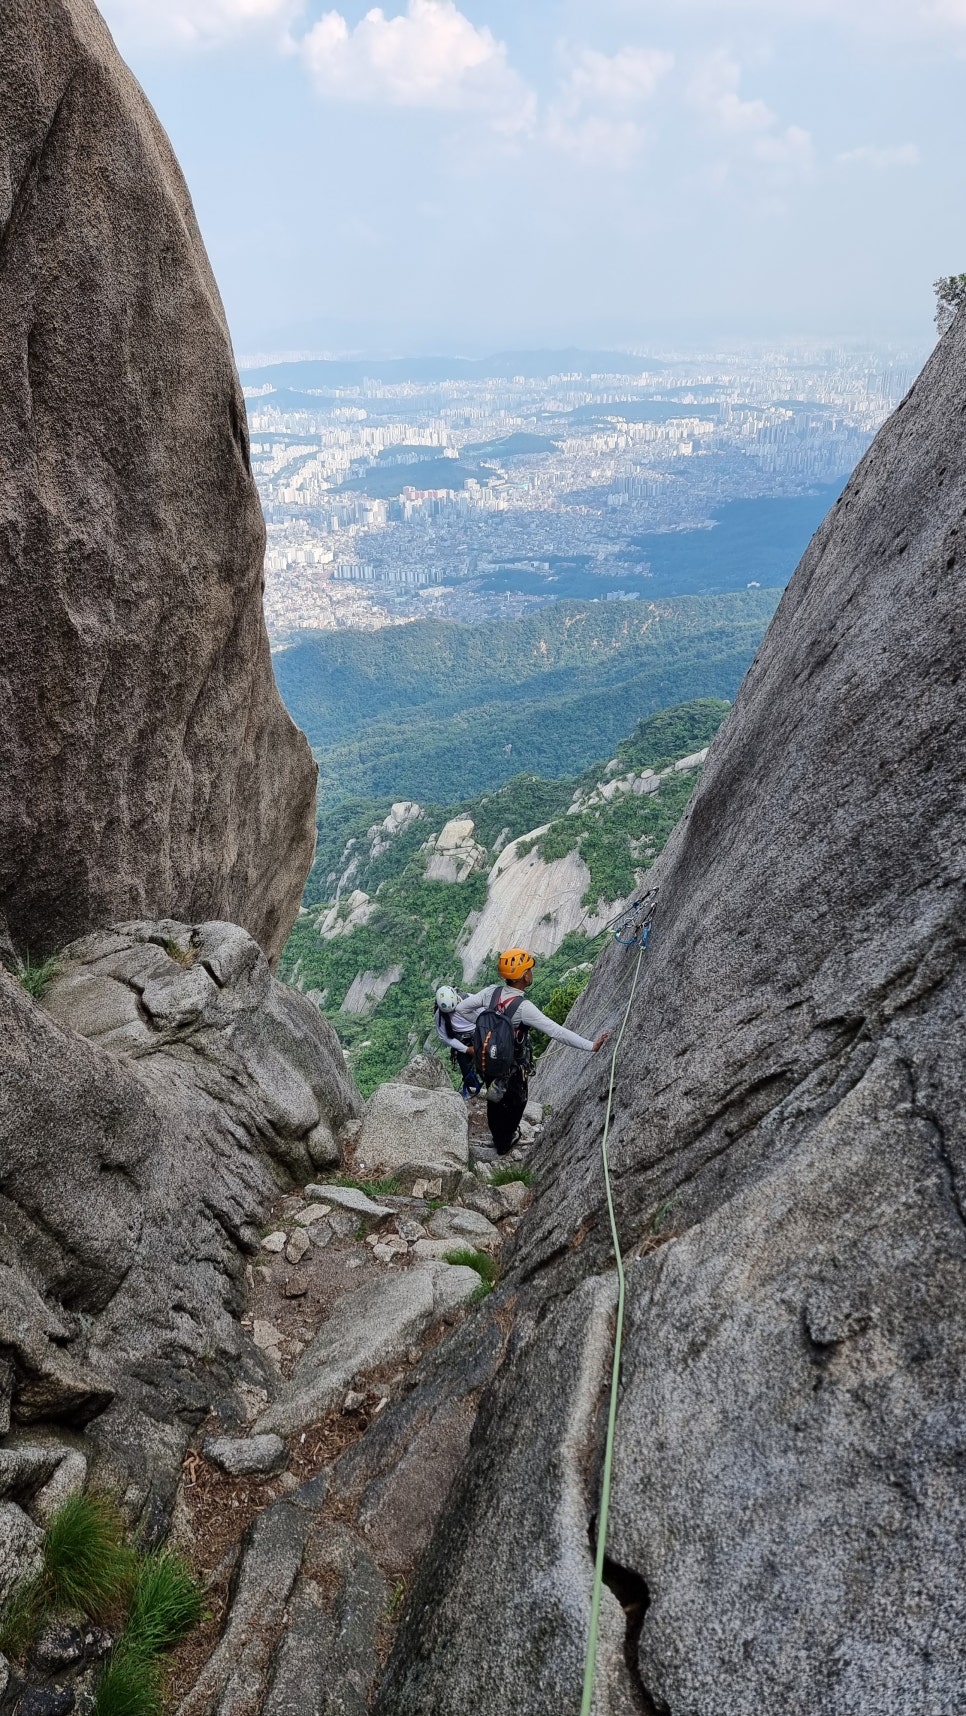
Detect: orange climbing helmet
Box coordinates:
(498, 947, 535, 982)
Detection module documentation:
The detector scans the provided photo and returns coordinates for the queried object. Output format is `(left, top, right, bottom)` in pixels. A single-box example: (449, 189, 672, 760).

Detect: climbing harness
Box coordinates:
(579, 933, 649, 1716)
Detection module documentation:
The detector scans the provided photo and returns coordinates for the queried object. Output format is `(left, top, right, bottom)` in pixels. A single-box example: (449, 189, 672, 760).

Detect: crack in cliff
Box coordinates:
(905, 1061, 966, 1240)
(0, 70, 81, 270)
(587, 1514, 667, 1716)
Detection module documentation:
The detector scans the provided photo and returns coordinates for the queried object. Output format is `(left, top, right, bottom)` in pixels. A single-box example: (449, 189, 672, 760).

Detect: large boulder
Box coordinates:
(0, 0, 315, 964)
(0, 921, 361, 1525)
(359, 1082, 469, 1175)
(374, 318, 966, 1711)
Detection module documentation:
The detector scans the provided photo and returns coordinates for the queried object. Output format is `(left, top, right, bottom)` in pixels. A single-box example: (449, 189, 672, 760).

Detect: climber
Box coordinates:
(460, 949, 610, 1157)
(434, 984, 483, 1102)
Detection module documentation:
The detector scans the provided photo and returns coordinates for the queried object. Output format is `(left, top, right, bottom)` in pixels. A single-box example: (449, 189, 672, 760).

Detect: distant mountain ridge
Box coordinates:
(275, 592, 779, 805)
(241, 348, 653, 388)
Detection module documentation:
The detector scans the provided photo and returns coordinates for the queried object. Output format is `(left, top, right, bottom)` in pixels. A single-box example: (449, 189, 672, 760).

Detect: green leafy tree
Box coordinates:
(934, 274, 966, 336)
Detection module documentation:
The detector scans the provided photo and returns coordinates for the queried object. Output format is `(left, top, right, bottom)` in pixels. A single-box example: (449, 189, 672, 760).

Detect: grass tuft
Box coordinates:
(93, 1644, 161, 1716)
(43, 1493, 134, 1619)
(489, 1165, 534, 1187)
(126, 1552, 204, 1657)
(329, 1174, 400, 1199)
(0, 1575, 44, 1659)
(16, 955, 61, 1001)
(163, 938, 197, 968)
(444, 1247, 499, 1295)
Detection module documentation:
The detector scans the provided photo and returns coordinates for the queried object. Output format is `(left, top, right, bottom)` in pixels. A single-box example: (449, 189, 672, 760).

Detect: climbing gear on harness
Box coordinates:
(435, 984, 460, 1011)
(579, 937, 648, 1716)
(498, 947, 535, 981)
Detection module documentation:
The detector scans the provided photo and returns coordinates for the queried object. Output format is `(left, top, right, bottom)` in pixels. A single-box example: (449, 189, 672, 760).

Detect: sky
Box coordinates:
(98, 0, 966, 359)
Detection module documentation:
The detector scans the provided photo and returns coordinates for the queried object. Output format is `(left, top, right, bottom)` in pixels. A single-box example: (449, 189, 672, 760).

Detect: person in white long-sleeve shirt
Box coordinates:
(434, 985, 482, 1100)
(459, 947, 609, 1155)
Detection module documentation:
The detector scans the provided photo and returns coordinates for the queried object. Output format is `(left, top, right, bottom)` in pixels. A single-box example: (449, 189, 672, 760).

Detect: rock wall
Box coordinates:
(0, 922, 361, 1535)
(374, 316, 966, 1711)
(0, 0, 316, 964)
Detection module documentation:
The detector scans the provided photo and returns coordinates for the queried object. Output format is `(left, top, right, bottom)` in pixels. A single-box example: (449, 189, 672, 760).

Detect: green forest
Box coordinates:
(274, 591, 778, 805)
(281, 698, 730, 1093)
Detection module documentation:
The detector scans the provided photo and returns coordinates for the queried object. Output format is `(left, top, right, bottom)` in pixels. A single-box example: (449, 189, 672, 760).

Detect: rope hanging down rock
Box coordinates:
(579, 940, 647, 1716)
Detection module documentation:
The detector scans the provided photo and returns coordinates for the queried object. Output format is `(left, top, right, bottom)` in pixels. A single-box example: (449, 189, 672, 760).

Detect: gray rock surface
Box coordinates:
(391, 1054, 452, 1090)
(359, 1083, 469, 1174)
(0, 0, 315, 964)
(0, 1501, 44, 1606)
(204, 1435, 288, 1478)
(372, 314, 966, 1709)
(305, 1184, 394, 1222)
(265, 1524, 388, 1716)
(257, 1263, 481, 1437)
(0, 921, 359, 1524)
(425, 1206, 501, 1251)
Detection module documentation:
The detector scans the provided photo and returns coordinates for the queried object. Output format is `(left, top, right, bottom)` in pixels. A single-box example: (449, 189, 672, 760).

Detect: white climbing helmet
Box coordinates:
(435, 985, 460, 1012)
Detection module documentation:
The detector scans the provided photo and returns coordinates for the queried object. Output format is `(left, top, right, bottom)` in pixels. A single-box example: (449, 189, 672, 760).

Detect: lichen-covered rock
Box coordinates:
(374, 315, 966, 1711)
(0, 0, 316, 964)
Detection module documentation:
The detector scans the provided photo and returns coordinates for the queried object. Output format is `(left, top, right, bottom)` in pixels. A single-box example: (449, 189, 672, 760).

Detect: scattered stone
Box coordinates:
(284, 1229, 311, 1265)
(397, 1219, 428, 1244)
(495, 1180, 531, 1217)
(308, 1225, 332, 1249)
(252, 1321, 283, 1355)
(261, 1232, 287, 1254)
(343, 1391, 367, 1414)
(427, 1206, 502, 1252)
(458, 1182, 505, 1223)
(204, 1435, 288, 1478)
(293, 1203, 332, 1227)
(305, 1184, 393, 1223)
(412, 1240, 460, 1262)
(328, 1211, 360, 1240)
(469, 1143, 499, 1165)
(391, 1053, 452, 1091)
(348, 1257, 365, 1270)
(282, 1278, 308, 1299)
(32, 1624, 84, 1673)
(411, 1179, 430, 1200)
(524, 1099, 544, 1124)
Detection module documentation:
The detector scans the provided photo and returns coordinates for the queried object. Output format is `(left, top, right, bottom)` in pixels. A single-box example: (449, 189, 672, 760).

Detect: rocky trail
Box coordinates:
(160, 1073, 542, 1715)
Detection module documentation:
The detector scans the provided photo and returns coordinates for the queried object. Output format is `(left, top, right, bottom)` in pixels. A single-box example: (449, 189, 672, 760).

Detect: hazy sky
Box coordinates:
(99, 0, 966, 357)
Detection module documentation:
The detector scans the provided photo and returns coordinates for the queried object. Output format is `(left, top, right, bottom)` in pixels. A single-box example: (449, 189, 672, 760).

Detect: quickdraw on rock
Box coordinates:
(610, 894, 656, 949)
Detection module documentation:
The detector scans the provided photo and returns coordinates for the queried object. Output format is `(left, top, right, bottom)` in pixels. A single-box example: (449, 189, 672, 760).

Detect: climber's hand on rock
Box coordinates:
(592, 1031, 610, 1053)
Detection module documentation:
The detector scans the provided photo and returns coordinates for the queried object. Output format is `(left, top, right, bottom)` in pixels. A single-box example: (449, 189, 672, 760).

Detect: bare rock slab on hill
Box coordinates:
(0, 0, 316, 963)
(359, 1083, 469, 1175)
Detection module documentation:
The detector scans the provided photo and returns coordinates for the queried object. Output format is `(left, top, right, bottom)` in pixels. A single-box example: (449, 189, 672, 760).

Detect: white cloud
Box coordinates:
(545, 44, 673, 164)
(101, 0, 299, 47)
(300, 0, 532, 126)
(836, 143, 921, 167)
(689, 51, 813, 176)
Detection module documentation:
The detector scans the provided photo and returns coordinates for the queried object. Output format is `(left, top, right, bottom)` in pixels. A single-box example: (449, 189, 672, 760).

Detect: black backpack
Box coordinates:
(473, 989, 526, 1088)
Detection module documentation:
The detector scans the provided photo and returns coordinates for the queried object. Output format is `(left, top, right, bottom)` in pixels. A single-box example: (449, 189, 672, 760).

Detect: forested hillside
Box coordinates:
(274, 592, 778, 804)
(281, 699, 729, 1092)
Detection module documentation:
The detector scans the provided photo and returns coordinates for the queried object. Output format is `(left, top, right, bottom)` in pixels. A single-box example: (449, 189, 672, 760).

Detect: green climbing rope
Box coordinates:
(579, 943, 647, 1716)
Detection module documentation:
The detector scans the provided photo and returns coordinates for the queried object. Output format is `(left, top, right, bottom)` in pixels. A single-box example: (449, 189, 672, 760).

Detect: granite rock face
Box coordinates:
(0, 921, 360, 1529)
(375, 318, 966, 1709)
(0, 0, 315, 964)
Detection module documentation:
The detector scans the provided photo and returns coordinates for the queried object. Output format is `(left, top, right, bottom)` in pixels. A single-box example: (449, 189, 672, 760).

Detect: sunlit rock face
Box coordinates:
(0, 0, 316, 964)
(376, 315, 966, 1714)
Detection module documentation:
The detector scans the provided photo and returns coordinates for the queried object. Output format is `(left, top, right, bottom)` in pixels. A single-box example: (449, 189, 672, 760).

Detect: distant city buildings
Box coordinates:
(249, 345, 917, 636)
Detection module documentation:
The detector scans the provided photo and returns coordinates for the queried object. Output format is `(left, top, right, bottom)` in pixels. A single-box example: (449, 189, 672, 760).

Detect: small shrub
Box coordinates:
(444, 1248, 499, 1296)
(43, 1493, 133, 1619)
(93, 1644, 161, 1716)
(488, 1164, 534, 1187)
(16, 955, 61, 1001)
(125, 1552, 204, 1656)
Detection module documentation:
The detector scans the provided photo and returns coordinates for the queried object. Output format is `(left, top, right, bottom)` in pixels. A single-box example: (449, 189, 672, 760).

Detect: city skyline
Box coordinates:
(98, 0, 966, 355)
